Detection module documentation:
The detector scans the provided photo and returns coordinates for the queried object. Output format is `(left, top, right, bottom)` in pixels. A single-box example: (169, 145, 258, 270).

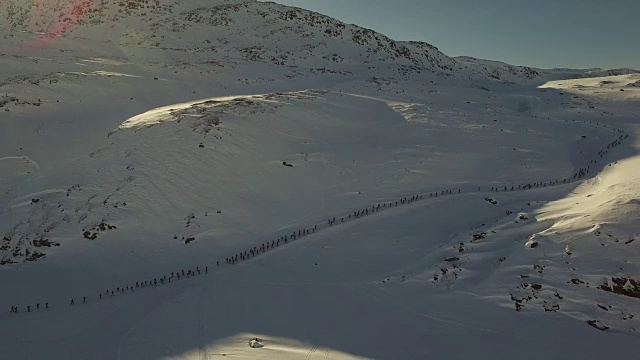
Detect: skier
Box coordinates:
(83, 297, 86, 303)
(70, 299, 75, 306)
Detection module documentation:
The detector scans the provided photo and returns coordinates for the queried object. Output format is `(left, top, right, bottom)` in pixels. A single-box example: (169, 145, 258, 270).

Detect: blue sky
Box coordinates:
(269, 0, 639, 70)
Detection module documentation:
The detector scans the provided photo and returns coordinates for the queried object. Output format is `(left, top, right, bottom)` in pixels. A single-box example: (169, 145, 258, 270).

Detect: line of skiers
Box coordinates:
(10, 303, 48, 313)
(224, 125, 630, 269)
(10, 266, 211, 313)
(483, 132, 627, 193)
(7, 125, 629, 315)
(226, 225, 321, 265)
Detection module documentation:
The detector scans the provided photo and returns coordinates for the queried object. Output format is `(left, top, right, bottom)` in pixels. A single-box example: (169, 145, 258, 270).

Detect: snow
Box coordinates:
(0, 1, 639, 359)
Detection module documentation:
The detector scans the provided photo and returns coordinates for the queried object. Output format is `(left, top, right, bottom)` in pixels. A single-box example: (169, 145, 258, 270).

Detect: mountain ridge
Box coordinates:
(2, 0, 635, 83)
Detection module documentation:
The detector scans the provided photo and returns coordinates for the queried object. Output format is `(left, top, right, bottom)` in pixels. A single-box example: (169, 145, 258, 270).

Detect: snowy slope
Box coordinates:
(1, 1, 639, 359)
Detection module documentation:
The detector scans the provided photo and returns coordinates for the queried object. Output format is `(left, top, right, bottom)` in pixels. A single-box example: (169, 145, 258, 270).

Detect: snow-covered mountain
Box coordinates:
(0, 1, 638, 359)
(2, 0, 634, 83)
(0, 0, 456, 70)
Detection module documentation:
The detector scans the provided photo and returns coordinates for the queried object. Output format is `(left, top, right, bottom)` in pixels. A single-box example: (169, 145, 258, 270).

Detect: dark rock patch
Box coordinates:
(32, 238, 60, 247)
(587, 320, 609, 331)
(598, 277, 640, 299)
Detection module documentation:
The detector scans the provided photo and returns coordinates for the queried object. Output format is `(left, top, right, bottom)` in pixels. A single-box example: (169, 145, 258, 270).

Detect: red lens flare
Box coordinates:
(26, 0, 94, 49)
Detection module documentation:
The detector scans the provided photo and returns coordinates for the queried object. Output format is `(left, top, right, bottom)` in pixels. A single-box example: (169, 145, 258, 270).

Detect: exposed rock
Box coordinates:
(587, 320, 609, 331)
(598, 277, 640, 299)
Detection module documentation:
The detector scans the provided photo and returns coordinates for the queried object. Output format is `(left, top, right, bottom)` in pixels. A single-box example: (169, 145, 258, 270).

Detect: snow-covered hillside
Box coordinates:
(0, 1, 638, 359)
(2, 0, 635, 83)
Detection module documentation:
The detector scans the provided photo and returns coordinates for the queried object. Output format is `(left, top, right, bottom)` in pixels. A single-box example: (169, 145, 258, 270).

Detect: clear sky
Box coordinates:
(267, 0, 639, 70)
